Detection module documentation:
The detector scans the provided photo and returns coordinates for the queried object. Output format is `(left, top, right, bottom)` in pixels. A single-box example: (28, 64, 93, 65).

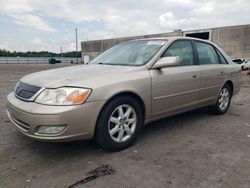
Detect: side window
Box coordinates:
(216, 49, 228, 64)
(162, 41, 194, 66)
(195, 42, 220, 65)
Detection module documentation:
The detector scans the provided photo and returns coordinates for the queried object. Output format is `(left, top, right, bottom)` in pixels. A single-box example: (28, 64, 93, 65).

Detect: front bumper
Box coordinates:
(6, 92, 105, 142)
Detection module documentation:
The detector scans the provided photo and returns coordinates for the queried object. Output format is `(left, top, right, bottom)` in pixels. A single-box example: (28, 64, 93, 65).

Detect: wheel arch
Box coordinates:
(94, 91, 146, 136)
(214, 80, 234, 105)
(224, 80, 234, 94)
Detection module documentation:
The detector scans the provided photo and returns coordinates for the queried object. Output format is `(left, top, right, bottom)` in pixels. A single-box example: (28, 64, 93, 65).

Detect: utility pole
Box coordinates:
(75, 27, 78, 64)
(60, 46, 62, 62)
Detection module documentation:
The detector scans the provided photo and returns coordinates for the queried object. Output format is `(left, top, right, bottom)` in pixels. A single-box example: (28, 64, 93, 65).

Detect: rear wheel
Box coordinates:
(210, 84, 232, 115)
(95, 96, 143, 151)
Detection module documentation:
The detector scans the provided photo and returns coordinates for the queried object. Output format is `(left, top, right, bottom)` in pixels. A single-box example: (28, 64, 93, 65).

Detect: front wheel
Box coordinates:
(95, 96, 143, 151)
(210, 84, 232, 115)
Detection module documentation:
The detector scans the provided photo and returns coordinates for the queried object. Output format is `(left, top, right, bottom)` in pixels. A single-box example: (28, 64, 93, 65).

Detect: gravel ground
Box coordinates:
(0, 64, 250, 188)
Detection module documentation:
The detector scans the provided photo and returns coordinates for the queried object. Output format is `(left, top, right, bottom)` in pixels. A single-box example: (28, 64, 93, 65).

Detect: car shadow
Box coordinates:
(18, 107, 211, 158)
(142, 107, 210, 133)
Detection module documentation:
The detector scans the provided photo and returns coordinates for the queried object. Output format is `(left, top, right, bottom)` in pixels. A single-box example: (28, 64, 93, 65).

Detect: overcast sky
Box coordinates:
(0, 0, 249, 52)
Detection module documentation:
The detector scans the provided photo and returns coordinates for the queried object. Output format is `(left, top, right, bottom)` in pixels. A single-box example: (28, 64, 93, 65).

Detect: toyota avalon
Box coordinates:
(6, 37, 241, 151)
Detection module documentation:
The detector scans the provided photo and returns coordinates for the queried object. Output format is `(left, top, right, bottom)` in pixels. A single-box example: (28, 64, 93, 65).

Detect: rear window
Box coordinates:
(216, 50, 228, 64)
(195, 41, 220, 65)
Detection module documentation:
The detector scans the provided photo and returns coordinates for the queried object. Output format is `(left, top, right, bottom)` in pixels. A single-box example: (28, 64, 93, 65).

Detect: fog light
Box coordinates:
(36, 125, 66, 135)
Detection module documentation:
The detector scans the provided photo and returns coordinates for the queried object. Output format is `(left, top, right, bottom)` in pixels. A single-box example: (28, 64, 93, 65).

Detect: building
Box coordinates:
(81, 24, 250, 63)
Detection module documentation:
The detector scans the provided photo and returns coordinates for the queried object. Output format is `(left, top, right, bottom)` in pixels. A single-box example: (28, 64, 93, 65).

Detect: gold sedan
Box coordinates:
(6, 37, 241, 151)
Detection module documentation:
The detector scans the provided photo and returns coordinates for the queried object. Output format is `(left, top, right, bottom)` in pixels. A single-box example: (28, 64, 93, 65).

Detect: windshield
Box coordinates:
(90, 40, 166, 66)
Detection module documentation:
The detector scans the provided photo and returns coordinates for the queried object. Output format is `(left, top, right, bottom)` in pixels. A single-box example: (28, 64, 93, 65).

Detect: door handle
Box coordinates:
(193, 74, 199, 78)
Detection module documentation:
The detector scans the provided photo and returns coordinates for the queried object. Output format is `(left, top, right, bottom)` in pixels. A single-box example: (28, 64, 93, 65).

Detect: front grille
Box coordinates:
(15, 82, 41, 100)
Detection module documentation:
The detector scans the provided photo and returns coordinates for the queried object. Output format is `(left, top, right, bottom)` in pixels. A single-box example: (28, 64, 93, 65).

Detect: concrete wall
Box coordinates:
(81, 31, 182, 61)
(211, 25, 250, 59)
(81, 24, 250, 62)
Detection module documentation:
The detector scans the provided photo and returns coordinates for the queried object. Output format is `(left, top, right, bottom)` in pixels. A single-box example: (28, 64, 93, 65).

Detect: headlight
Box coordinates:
(35, 87, 91, 105)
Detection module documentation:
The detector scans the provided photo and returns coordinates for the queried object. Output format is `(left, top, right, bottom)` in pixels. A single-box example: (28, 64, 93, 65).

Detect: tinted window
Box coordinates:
(162, 40, 194, 66)
(195, 42, 219, 64)
(216, 50, 228, 64)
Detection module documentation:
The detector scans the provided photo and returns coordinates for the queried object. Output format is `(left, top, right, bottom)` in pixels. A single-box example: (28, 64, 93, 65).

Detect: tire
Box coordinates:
(95, 96, 143, 151)
(210, 84, 232, 115)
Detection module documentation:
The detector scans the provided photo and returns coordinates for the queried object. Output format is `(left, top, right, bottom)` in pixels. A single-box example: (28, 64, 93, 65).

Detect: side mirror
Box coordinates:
(152, 56, 180, 69)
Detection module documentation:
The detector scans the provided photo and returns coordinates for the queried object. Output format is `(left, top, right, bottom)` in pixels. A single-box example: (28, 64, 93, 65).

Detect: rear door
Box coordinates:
(194, 41, 227, 106)
(150, 40, 200, 118)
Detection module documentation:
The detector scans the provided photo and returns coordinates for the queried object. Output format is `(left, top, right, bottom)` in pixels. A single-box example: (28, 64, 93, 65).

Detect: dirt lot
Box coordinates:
(0, 64, 250, 188)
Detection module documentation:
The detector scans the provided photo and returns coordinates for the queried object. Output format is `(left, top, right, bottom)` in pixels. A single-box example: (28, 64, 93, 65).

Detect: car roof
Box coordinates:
(130, 36, 214, 44)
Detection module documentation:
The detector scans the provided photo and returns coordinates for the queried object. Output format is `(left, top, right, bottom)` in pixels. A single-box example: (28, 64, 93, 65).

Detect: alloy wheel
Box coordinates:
(218, 88, 230, 111)
(108, 104, 137, 143)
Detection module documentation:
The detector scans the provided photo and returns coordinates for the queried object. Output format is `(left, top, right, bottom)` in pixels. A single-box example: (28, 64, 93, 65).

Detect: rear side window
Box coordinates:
(216, 49, 228, 64)
(195, 42, 219, 65)
(162, 40, 194, 66)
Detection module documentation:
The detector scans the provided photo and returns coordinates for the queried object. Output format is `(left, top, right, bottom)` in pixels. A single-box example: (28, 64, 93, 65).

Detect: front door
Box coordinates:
(150, 40, 200, 118)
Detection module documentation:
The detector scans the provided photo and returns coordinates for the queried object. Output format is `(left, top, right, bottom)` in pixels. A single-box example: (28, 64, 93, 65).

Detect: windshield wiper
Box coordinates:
(97, 62, 115, 65)
(95, 62, 137, 66)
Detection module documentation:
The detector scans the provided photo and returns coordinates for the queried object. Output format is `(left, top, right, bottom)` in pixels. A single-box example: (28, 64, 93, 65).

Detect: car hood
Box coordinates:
(20, 64, 140, 88)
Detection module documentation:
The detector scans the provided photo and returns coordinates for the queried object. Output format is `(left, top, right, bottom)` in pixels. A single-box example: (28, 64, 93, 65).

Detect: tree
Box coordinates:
(0, 49, 81, 57)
